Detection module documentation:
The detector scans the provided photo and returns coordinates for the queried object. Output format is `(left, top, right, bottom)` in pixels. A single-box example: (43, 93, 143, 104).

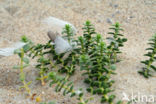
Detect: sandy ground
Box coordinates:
(0, 0, 156, 104)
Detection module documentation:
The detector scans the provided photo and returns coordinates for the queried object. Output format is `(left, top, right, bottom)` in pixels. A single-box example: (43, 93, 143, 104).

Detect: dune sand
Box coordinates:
(0, 0, 156, 104)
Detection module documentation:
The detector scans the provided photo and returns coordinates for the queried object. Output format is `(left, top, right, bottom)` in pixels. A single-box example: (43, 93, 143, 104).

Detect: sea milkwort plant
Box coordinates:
(20, 24, 90, 103)
(79, 34, 116, 103)
(79, 21, 128, 104)
(13, 21, 129, 104)
(47, 25, 91, 104)
(138, 33, 156, 78)
(13, 36, 33, 96)
(107, 22, 127, 63)
(82, 21, 96, 53)
(48, 72, 91, 104)
(30, 43, 51, 86)
(23, 41, 52, 86)
(62, 24, 75, 43)
(36, 55, 50, 86)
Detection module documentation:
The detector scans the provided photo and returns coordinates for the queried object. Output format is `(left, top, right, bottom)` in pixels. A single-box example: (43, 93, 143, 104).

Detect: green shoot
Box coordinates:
(107, 22, 127, 63)
(79, 21, 116, 104)
(36, 56, 49, 85)
(14, 47, 32, 96)
(82, 20, 96, 53)
(62, 24, 75, 43)
(79, 21, 127, 104)
(138, 33, 156, 78)
(26, 43, 51, 85)
(48, 72, 90, 104)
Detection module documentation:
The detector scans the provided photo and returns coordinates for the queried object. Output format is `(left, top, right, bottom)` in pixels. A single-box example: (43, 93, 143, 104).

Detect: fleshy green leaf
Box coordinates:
(23, 57, 29, 64)
(13, 65, 21, 69)
(110, 64, 116, 70)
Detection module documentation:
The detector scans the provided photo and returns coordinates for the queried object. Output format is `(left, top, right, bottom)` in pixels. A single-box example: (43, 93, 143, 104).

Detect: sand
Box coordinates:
(0, 0, 156, 104)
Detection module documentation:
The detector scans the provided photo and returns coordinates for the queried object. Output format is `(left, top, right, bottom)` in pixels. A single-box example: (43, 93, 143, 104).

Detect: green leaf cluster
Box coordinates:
(79, 21, 120, 103)
(107, 22, 127, 63)
(48, 72, 88, 104)
(14, 21, 128, 104)
(14, 47, 32, 96)
(138, 33, 156, 78)
(62, 24, 75, 44)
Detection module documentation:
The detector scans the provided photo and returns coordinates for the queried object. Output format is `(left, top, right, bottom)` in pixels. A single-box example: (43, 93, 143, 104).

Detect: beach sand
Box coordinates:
(0, 0, 156, 104)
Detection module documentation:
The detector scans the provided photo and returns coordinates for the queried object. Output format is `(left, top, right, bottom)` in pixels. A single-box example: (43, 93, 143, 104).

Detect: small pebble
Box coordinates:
(109, 3, 113, 7)
(42, 91, 45, 94)
(106, 18, 113, 24)
(97, 19, 102, 23)
(114, 4, 118, 8)
(112, 11, 120, 17)
(130, 16, 135, 18)
(116, 11, 120, 14)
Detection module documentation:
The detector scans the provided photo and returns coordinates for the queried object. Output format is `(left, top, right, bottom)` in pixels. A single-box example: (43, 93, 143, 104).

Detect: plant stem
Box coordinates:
(55, 80, 86, 104)
(40, 61, 47, 86)
(20, 48, 32, 96)
(23, 81, 32, 96)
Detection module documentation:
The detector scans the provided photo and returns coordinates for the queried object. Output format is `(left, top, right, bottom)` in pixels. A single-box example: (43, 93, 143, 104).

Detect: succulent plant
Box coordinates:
(13, 36, 33, 96)
(14, 21, 128, 104)
(62, 24, 75, 43)
(48, 72, 89, 104)
(107, 22, 127, 63)
(79, 21, 127, 104)
(138, 33, 156, 78)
